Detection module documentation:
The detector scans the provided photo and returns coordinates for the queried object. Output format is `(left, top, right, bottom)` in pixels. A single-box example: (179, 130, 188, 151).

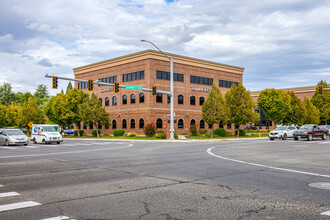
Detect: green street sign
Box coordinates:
(125, 85, 143, 91)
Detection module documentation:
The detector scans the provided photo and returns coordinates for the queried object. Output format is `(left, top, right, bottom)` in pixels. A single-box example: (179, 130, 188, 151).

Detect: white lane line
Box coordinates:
(0, 201, 41, 212)
(319, 142, 330, 144)
(0, 144, 133, 159)
(321, 211, 330, 216)
(24, 145, 40, 148)
(207, 146, 330, 178)
(0, 192, 20, 198)
(1, 147, 17, 150)
(41, 216, 70, 220)
(0, 184, 3, 187)
(78, 143, 93, 145)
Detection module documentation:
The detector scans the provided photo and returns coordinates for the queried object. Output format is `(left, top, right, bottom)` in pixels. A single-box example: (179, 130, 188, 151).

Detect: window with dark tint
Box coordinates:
(178, 119, 184, 129)
(199, 97, 205, 106)
(112, 120, 116, 129)
(190, 96, 195, 105)
(123, 71, 144, 82)
(98, 124, 102, 129)
(139, 118, 144, 129)
(200, 120, 205, 129)
(122, 95, 127, 104)
(78, 123, 81, 129)
(190, 119, 196, 126)
(178, 95, 184, 104)
(156, 93, 162, 103)
(78, 82, 87, 90)
(131, 94, 135, 104)
(190, 75, 213, 85)
(219, 122, 224, 128)
(227, 124, 232, 129)
(156, 118, 162, 129)
(167, 95, 170, 103)
(105, 97, 109, 106)
(112, 96, 117, 106)
(105, 125, 109, 129)
(139, 93, 144, 103)
(235, 125, 239, 129)
(122, 119, 127, 129)
(98, 76, 117, 86)
(156, 70, 184, 82)
(83, 124, 87, 129)
(89, 123, 93, 129)
(219, 80, 239, 88)
(99, 98, 102, 106)
(131, 119, 135, 129)
(209, 124, 213, 129)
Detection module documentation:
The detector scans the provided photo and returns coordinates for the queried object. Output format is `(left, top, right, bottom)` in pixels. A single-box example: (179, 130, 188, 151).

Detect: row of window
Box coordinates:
(98, 93, 206, 106)
(80, 118, 236, 130)
(156, 70, 184, 82)
(190, 75, 213, 85)
(78, 82, 88, 90)
(98, 76, 117, 87)
(219, 80, 238, 88)
(123, 71, 145, 82)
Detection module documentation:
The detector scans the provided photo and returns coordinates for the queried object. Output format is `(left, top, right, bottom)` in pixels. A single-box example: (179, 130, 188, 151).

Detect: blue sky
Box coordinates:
(0, 0, 329, 95)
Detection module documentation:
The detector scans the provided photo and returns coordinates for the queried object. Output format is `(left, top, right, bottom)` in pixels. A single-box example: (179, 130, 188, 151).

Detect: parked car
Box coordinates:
(64, 129, 74, 135)
(319, 125, 330, 137)
(268, 126, 297, 140)
(293, 124, 328, 141)
(0, 128, 29, 146)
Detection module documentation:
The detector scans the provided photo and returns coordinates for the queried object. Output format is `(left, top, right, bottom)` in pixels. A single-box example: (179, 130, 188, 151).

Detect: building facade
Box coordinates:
(73, 50, 244, 136)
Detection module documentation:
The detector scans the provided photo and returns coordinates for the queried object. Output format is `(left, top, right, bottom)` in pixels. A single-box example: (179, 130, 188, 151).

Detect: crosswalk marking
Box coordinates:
(0, 201, 41, 212)
(41, 216, 70, 220)
(0, 192, 20, 198)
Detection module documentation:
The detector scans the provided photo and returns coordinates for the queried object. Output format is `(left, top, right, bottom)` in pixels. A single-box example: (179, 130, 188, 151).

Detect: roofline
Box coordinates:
(73, 50, 245, 75)
(250, 84, 330, 96)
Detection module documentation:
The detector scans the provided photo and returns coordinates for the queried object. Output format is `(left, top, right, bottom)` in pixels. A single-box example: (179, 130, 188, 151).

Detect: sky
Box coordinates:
(0, 0, 329, 96)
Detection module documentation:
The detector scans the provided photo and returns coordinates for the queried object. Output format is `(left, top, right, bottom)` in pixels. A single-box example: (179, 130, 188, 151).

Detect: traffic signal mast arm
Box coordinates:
(45, 74, 171, 95)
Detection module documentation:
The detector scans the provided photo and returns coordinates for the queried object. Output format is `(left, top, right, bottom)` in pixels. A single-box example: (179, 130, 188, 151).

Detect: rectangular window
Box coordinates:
(219, 79, 239, 88)
(123, 71, 144, 82)
(190, 75, 213, 85)
(227, 124, 232, 129)
(97, 76, 117, 87)
(156, 70, 183, 82)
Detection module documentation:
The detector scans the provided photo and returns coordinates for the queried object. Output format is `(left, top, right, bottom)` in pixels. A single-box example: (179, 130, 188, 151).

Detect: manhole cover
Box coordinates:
(308, 182, 330, 190)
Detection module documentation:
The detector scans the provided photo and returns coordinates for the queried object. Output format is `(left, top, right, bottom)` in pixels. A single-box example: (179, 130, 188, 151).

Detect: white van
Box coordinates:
(31, 124, 63, 144)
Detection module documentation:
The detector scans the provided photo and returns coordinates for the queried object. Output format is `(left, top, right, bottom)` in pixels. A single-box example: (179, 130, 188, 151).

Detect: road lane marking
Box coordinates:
(0, 201, 41, 212)
(0, 144, 133, 159)
(24, 145, 39, 148)
(0, 192, 20, 198)
(41, 216, 70, 220)
(1, 147, 17, 150)
(0, 184, 3, 187)
(207, 146, 330, 178)
(321, 211, 330, 216)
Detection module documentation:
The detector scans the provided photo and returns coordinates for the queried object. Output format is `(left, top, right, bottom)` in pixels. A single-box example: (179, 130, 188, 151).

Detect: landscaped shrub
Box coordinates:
(226, 131, 234, 136)
(189, 124, 198, 136)
(157, 129, 164, 134)
(103, 133, 110, 137)
(144, 122, 156, 137)
(199, 129, 208, 135)
(174, 133, 178, 139)
(235, 129, 246, 136)
(214, 128, 226, 137)
(91, 130, 101, 137)
(73, 130, 84, 137)
(129, 133, 137, 137)
(113, 129, 125, 136)
(155, 133, 167, 139)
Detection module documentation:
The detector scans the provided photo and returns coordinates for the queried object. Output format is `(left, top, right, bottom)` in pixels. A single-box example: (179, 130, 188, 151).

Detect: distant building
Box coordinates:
(73, 50, 244, 135)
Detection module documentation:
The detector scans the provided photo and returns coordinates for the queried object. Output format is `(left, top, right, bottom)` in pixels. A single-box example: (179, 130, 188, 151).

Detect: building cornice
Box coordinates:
(73, 50, 245, 75)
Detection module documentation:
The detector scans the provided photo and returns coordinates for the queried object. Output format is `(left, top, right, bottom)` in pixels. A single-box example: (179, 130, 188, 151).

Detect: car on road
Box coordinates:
(31, 124, 63, 144)
(319, 125, 330, 137)
(0, 128, 29, 146)
(268, 126, 297, 140)
(293, 124, 328, 141)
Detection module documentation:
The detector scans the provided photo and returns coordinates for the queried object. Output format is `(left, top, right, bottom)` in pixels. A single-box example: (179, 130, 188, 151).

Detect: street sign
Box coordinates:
(125, 85, 142, 91)
(28, 122, 33, 128)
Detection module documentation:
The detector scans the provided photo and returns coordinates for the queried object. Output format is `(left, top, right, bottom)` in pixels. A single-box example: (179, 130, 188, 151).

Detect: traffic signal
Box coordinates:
(152, 85, 156, 96)
(52, 76, 58, 89)
(114, 82, 119, 93)
(88, 79, 94, 91)
(319, 86, 323, 95)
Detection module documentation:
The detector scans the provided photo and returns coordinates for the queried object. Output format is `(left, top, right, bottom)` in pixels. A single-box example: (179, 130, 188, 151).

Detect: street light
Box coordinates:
(141, 40, 175, 140)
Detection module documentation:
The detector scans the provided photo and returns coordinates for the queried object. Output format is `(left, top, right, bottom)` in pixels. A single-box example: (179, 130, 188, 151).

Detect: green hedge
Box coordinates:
(74, 130, 84, 136)
(91, 130, 101, 137)
(235, 129, 246, 136)
(113, 129, 125, 137)
(214, 128, 226, 137)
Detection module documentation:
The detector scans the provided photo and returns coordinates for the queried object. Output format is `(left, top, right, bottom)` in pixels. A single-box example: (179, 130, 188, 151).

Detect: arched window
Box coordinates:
(99, 97, 102, 106)
(139, 93, 144, 103)
(105, 97, 110, 106)
(131, 94, 135, 104)
(122, 95, 127, 105)
(131, 119, 135, 129)
(122, 119, 127, 129)
(219, 122, 224, 128)
(139, 118, 144, 128)
(208, 124, 213, 129)
(112, 96, 117, 106)
(112, 119, 116, 129)
(200, 119, 205, 129)
(156, 93, 162, 103)
(178, 94, 184, 104)
(200, 97, 205, 106)
(178, 119, 184, 129)
(190, 96, 195, 105)
(156, 118, 163, 129)
(190, 119, 196, 126)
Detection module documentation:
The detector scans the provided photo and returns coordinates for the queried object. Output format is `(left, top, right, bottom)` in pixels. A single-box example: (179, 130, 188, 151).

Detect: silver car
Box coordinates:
(0, 128, 29, 146)
(269, 126, 297, 140)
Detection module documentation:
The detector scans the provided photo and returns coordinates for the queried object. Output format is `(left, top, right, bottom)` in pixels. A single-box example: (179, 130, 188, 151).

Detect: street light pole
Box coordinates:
(141, 40, 175, 140)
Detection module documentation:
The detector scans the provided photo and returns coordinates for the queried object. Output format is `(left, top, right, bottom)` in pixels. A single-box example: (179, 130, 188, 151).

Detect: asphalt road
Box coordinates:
(0, 138, 329, 220)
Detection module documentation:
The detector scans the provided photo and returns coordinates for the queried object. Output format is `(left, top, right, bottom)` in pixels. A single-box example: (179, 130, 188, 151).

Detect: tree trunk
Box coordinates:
(95, 123, 99, 138)
(237, 128, 239, 137)
(76, 122, 80, 137)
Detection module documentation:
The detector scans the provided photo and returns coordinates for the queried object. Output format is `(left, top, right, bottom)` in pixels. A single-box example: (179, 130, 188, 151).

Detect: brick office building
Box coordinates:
(73, 50, 244, 136)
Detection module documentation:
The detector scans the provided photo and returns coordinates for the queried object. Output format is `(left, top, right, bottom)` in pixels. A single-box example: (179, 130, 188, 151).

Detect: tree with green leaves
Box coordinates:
(5, 105, 22, 127)
(311, 80, 329, 124)
(225, 83, 259, 136)
(66, 81, 73, 94)
(282, 91, 307, 126)
(0, 82, 15, 105)
(51, 93, 73, 131)
(33, 84, 50, 111)
(44, 96, 56, 124)
(202, 83, 228, 138)
(17, 97, 45, 133)
(303, 97, 320, 124)
(257, 89, 292, 124)
(0, 102, 7, 128)
(14, 92, 33, 106)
